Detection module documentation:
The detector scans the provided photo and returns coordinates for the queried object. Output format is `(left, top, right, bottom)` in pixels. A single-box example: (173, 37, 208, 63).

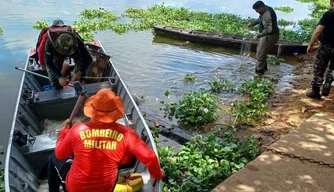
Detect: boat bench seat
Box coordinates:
(32, 81, 115, 103)
(28, 81, 116, 120)
(24, 134, 56, 156)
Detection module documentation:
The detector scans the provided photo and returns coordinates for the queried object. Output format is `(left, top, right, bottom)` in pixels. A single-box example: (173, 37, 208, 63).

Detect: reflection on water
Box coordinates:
(0, 0, 310, 136)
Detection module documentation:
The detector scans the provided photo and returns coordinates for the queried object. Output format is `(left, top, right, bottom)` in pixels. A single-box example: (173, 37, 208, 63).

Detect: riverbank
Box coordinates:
(241, 52, 334, 151)
(212, 112, 334, 192)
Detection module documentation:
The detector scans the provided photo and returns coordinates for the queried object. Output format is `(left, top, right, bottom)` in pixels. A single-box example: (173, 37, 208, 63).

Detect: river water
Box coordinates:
(0, 0, 311, 150)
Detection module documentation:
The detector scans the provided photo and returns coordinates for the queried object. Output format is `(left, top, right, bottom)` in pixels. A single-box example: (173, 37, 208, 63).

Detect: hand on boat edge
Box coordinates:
(151, 168, 165, 186)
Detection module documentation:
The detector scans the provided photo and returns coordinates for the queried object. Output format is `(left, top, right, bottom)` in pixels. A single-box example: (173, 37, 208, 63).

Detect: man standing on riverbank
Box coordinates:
(306, 0, 334, 99)
(248, 1, 280, 74)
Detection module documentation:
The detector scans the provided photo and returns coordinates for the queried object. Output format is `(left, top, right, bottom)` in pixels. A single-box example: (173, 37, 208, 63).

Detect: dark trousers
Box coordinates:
(256, 34, 279, 72)
(311, 45, 334, 87)
(48, 152, 72, 192)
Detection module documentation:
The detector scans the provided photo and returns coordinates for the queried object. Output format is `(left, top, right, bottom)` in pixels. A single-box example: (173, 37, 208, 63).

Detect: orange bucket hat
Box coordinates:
(84, 88, 125, 123)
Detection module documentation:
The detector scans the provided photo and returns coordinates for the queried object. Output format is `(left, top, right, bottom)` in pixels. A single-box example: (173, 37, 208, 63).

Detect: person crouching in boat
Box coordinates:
(39, 19, 93, 90)
(248, 1, 280, 74)
(48, 88, 165, 192)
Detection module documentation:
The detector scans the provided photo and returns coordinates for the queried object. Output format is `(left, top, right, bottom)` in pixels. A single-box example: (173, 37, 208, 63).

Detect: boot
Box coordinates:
(306, 86, 321, 99)
(321, 77, 333, 96)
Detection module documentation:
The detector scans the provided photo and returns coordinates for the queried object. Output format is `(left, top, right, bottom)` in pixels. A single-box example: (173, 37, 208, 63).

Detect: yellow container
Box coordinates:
(114, 173, 144, 192)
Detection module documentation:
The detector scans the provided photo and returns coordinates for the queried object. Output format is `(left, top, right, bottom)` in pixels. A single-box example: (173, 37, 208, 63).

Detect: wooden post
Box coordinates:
(277, 44, 282, 57)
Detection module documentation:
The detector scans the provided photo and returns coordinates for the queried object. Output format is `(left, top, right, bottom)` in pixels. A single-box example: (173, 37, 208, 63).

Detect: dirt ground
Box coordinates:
(246, 53, 334, 151)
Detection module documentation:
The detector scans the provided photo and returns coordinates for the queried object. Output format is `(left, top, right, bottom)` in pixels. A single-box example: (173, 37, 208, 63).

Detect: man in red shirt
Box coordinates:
(48, 88, 164, 192)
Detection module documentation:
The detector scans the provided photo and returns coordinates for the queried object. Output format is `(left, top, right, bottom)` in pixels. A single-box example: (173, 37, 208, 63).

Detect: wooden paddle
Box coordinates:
(67, 81, 87, 128)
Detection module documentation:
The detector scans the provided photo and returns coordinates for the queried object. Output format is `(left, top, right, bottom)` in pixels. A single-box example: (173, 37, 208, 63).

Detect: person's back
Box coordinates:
(53, 89, 164, 192)
(42, 23, 92, 89)
(260, 6, 279, 35)
(319, 9, 334, 47)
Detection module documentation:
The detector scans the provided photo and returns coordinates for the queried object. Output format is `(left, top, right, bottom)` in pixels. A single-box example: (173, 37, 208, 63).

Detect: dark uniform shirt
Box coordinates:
(45, 35, 92, 79)
(251, 6, 279, 38)
(318, 9, 334, 47)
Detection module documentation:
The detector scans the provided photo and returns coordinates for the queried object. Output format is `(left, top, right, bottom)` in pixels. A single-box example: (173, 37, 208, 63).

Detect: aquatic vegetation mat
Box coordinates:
(158, 134, 259, 192)
(33, 1, 323, 43)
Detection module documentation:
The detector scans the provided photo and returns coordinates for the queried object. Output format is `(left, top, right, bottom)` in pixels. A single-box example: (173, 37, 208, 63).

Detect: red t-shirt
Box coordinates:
(55, 122, 163, 192)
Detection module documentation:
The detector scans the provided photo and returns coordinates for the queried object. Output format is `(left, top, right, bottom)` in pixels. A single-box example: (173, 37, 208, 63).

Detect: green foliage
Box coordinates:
(208, 79, 236, 93)
(161, 77, 276, 127)
(274, 6, 294, 13)
(122, 4, 314, 43)
(0, 27, 3, 35)
(0, 169, 3, 192)
(267, 55, 285, 65)
(160, 89, 220, 126)
(32, 3, 324, 43)
(151, 127, 161, 143)
(277, 19, 295, 27)
(184, 74, 196, 82)
(231, 77, 275, 126)
(80, 7, 118, 20)
(124, 4, 254, 36)
(159, 134, 259, 192)
(34, 8, 119, 42)
(73, 8, 119, 41)
(33, 20, 48, 30)
(297, 18, 318, 40)
(296, 0, 329, 19)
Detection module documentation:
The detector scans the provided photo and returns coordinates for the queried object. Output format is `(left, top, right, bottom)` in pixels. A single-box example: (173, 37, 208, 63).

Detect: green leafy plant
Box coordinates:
(209, 79, 236, 93)
(159, 90, 177, 120)
(160, 89, 220, 126)
(0, 27, 3, 35)
(122, 4, 314, 43)
(277, 19, 295, 27)
(34, 8, 119, 42)
(184, 74, 196, 82)
(33, 21, 48, 30)
(297, 0, 329, 19)
(0, 169, 3, 192)
(274, 6, 294, 13)
(151, 127, 161, 143)
(230, 77, 275, 126)
(159, 134, 259, 192)
(32, 4, 322, 43)
(267, 55, 285, 65)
